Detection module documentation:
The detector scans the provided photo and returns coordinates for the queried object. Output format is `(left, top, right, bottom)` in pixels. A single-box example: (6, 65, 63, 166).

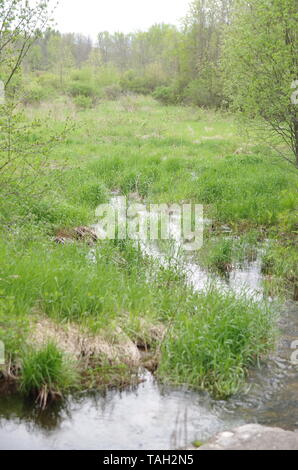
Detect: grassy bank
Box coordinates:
(0, 95, 296, 404)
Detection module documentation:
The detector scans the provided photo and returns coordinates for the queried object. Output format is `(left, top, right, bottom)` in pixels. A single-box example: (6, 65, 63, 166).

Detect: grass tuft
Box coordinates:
(20, 343, 78, 408)
(158, 289, 277, 398)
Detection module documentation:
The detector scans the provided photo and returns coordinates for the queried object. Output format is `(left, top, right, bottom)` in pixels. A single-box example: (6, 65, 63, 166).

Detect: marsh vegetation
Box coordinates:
(0, 0, 297, 411)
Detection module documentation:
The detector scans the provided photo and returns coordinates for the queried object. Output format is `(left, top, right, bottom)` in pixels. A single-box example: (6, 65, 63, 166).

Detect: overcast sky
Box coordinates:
(55, 0, 191, 38)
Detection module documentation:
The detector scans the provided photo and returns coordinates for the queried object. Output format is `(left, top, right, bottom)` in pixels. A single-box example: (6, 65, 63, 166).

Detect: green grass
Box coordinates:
(14, 96, 297, 235)
(198, 237, 234, 274)
(82, 361, 137, 390)
(20, 343, 78, 403)
(0, 293, 29, 361)
(44, 98, 297, 229)
(196, 231, 261, 275)
(0, 238, 192, 329)
(262, 241, 298, 298)
(0, 94, 296, 401)
(158, 289, 276, 397)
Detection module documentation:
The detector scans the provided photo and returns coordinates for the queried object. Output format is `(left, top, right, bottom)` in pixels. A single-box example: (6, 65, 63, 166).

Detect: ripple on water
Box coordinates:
(0, 201, 297, 449)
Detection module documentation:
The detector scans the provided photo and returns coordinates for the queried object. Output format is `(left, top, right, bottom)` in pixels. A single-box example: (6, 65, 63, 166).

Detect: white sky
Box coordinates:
(55, 0, 191, 38)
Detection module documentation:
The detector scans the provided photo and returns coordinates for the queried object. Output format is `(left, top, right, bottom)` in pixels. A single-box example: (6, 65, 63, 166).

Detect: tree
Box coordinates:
(0, 102, 69, 198)
(97, 31, 112, 65)
(175, 0, 232, 107)
(223, 0, 298, 167)
(47, 32, 74, 85)
(73, 34, 92, 68)
(0, 0, 63, 198)
(0, 0, 52, 88)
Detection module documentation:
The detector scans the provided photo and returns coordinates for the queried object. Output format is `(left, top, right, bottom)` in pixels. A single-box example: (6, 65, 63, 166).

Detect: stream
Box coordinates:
(0, 200, 297, 449)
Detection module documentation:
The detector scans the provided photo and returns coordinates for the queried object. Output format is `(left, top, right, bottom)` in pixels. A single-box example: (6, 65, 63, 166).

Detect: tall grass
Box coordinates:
(262, 241, 298, 298)
(197, 231, 260, 275)
(0, 97, 295, 399)
(158, 289, 277, 398)
(0, 238, 194, 330)
(20, 343, 78, 408)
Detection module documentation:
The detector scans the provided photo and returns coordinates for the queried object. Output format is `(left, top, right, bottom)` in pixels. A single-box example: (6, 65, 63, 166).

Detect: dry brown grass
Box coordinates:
(30, 316, 141, 368)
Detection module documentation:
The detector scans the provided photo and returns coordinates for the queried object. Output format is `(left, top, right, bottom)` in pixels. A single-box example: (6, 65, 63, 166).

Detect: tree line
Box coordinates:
(1, 0, 297, 166)
(23, 1, 233, 107)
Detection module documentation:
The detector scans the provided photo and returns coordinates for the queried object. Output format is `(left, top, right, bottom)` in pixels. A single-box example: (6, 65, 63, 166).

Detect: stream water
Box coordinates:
(0, 201, 297, 449)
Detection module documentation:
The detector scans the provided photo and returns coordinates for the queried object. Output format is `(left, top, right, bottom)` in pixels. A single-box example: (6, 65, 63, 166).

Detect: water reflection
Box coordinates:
(0, 202, 297, 449)
(0, 372, 243, 450)
(1, 300, 297, 452)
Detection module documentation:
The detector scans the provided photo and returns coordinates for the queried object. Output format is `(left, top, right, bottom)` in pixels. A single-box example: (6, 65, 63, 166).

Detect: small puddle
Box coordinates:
(0, 199, 297, 449)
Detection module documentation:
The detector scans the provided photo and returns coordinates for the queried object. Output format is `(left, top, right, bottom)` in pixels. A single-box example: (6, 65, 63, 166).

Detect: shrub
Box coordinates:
(120, 70, 154, 95)
(68, 81, 96, 98)
(183, 79, 222, 108)
(73, 95, 93, 109)
(94, 65, 121, 88)
(22, 82, 51, 105)
(36, 73, 61, 91)
(153, 86, 178, 105)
